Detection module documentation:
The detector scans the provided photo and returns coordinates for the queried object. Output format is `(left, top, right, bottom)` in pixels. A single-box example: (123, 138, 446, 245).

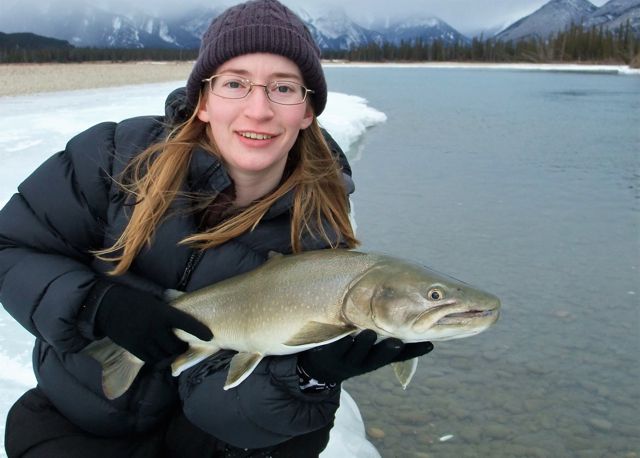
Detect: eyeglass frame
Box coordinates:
(201, 74, 315, 105)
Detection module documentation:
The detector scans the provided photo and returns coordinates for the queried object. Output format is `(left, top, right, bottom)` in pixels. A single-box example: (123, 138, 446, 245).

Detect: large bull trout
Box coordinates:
(84, 250, 500, 400)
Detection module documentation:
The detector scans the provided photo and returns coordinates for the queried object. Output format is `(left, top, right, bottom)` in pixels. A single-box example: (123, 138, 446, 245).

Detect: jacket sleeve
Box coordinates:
(179, 352, 340, 449)
(0, 122, 116, 353)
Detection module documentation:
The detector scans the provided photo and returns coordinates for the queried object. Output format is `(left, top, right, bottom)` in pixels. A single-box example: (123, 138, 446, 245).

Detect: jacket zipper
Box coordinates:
(177, 250, 204, 291)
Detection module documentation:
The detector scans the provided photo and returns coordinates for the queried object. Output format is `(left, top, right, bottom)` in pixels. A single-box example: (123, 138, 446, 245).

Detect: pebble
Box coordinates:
(483, 423, 512, 439)
(395, 412, 429, 423)
(396, 424, 419, 435)
(458, 427, 481, 442)
(411, 453, 431, 458)
(367, 427, 386, 439)
(416, 434, 435, 446)
(588, 417, 613, 432)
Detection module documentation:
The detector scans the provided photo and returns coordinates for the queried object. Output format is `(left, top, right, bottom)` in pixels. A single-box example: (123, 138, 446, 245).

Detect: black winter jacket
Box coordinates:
(0, 89, 351, 447)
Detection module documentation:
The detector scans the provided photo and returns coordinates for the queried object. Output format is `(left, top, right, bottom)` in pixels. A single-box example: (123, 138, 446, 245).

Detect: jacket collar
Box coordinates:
(186, 146, 294, 221)
(187, 146, 231, 194)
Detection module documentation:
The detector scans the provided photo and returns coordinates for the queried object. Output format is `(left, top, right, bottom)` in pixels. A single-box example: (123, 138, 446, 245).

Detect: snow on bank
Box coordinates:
(0, 82, 386, 457)
(323, 61, 640, 75)
(320, 92, 387, 155)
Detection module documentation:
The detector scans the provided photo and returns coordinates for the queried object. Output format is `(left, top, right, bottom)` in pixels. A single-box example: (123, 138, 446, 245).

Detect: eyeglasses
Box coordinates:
(201, 74, 314, 105)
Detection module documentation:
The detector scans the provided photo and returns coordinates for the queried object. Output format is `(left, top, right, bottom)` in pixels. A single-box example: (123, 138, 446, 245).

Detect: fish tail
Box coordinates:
(83, 338, 145, 400)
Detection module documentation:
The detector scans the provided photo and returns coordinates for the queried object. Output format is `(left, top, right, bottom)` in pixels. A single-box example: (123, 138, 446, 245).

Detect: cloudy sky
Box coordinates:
(8, 0, 611, 35)
(117, 0, 610, 34)
(292, 0, 609, 34)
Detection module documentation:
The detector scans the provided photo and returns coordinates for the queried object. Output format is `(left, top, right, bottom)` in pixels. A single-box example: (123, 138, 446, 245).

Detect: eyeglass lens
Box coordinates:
(208, 75, 309, 104)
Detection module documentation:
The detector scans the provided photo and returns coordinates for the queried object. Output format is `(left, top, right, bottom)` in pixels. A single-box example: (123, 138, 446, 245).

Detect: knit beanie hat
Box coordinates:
(186, 0, 327, 115)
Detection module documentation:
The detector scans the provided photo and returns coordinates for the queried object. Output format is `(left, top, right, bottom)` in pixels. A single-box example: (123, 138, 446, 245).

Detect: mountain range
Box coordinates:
(0, 0, 638, 51)
(496, 0, 639, 42)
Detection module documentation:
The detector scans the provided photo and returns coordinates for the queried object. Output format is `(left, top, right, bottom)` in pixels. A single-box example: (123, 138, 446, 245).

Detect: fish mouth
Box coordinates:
(435, 308, 498, 325)
(413, 299, 500, 332)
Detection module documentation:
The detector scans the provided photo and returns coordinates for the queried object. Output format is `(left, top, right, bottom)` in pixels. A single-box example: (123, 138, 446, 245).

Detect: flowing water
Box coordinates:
(323, 66, 640, 457)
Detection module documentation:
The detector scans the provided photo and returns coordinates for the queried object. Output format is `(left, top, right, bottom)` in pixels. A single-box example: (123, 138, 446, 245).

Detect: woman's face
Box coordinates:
(197, 53, 314, 186)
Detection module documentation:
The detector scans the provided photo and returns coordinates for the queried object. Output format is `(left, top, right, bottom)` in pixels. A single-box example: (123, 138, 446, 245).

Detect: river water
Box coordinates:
(323, 66, 640, 457)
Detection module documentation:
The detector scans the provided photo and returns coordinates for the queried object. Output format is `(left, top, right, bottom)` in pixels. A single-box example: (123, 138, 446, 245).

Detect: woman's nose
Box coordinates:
(243, 85, 274, 119)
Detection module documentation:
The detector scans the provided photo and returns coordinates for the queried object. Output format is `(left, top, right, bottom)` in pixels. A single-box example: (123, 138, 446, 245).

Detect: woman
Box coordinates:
(1, 0, 433, 456)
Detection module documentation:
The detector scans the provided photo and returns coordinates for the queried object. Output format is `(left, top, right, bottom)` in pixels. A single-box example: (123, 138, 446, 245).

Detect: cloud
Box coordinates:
(4, 0, 612, 36)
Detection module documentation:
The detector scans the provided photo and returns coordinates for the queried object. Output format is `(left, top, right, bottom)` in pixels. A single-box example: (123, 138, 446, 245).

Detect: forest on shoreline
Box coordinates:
(2, 23, 638, 68)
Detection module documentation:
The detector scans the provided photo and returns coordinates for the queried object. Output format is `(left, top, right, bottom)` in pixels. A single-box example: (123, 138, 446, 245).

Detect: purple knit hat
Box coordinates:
(186, 0, 327, 115)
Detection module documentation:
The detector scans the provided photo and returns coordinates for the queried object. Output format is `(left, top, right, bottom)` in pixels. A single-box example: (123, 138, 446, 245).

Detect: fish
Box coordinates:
(82, 249, 500, 400)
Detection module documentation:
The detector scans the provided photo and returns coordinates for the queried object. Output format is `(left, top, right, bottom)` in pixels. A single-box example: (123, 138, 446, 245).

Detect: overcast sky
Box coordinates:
(10, 0, 611, 35)
(295, 0, 609, 34)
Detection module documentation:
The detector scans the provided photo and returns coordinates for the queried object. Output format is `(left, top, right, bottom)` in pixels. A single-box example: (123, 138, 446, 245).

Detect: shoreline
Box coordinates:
(322, 61, 640, 75)
(1, 60, 637, 97)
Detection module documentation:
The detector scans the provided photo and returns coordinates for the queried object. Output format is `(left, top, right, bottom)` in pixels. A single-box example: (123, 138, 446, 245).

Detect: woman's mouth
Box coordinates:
(238, 131, 274, 140)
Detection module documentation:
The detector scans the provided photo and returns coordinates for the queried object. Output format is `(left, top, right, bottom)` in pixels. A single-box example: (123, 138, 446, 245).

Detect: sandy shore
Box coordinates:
(0, 61, 195, 97)
(2, 60, 637, 97)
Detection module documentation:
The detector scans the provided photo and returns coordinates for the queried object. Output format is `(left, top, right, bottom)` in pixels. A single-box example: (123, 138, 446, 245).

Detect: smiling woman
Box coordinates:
(0, 0, 433, 456)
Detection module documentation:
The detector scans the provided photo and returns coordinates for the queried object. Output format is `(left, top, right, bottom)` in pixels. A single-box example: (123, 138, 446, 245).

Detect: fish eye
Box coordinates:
(427, 288, 444, 301)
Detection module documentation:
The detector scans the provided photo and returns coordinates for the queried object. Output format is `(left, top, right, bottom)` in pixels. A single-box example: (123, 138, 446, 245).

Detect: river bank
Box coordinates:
(1, 61, 638, 97)
(0, 61, 194, 97)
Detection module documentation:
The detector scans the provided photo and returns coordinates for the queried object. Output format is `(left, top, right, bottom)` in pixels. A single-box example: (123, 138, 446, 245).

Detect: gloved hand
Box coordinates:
(95, 283, 213, 365)
(298, 330, 433, 385)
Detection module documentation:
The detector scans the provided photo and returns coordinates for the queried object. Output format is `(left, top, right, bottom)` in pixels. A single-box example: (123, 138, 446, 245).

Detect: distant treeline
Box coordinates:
(325, 23, 639, 67)
(0, 45, 199, 63)
(1, 23, 638, 67)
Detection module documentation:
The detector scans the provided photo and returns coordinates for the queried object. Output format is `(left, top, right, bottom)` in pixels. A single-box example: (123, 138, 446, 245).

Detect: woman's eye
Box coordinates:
(273, 81, 303, 93)
(275, 84, 293, 93)
(225, 80, 244, 89)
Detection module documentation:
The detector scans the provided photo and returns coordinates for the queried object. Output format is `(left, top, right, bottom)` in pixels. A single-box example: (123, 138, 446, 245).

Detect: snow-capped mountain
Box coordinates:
(370, 16, 469, 46)
(583, 0, 640, 34)
(495, 0, 640, 42)
(0, 1, 465, 50)
(294, 7, 384, 51)
(0, 0, 221, 49)
(496, 0, 598, 42)
(1, 0, 637, 50)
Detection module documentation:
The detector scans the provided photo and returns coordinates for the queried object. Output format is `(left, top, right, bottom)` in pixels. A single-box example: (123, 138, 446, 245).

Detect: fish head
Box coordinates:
(343, 257, 501, 342)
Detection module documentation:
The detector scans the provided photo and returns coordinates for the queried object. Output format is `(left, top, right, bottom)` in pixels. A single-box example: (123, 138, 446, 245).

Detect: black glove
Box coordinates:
(94, 282, 213, 365)
(298, 330, 433, 385)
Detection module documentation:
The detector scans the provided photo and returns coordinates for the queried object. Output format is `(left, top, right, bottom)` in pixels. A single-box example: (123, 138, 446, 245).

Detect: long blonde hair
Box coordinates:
(95, 94, 359, 275)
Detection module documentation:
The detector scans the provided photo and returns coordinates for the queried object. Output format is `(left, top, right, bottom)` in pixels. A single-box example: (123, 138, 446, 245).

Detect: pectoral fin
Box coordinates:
(284, 321, 355, 346)
(82, 338, 145, 400)
(224, 352, 264, 390)
(392, 358, 418, 390)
